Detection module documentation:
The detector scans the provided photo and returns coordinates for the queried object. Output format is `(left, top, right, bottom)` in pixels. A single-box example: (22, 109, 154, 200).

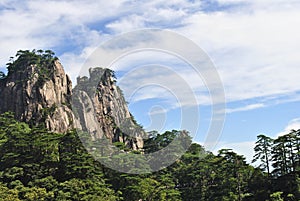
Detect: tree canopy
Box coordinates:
(0, 112, 298, 200)
(2, 49, 58, 84)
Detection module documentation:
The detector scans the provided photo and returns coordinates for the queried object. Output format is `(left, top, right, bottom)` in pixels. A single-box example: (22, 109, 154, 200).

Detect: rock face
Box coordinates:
(0, 60, 74, 133)
(73, 67, 145, 150)
(0, 53, 144, 150)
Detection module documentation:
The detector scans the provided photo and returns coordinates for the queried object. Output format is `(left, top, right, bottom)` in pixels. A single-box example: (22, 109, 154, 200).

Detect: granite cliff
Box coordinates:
(0, 50, 74, 133)
(0, 50, 144, 150)
(73, 68, 145, 150)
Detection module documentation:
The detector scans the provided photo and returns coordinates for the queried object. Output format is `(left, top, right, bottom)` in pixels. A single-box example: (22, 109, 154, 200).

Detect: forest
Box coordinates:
(0, 112, 299, 200)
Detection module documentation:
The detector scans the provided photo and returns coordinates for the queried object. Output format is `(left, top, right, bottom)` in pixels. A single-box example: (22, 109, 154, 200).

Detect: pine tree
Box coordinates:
(252, 134, 273, 177)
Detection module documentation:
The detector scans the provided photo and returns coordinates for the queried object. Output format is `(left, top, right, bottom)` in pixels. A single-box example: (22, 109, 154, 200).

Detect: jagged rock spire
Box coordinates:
(73, 67, 145, 150)
(0, 50, 145, 150)
(0, 58, 74, 133)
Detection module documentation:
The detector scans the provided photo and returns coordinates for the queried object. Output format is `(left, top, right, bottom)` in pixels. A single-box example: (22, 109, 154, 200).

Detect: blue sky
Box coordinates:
(1, 0, 300, 163)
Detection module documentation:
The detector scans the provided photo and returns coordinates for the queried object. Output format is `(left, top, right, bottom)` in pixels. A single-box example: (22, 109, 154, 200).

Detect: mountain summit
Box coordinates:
(0, 50, 144, 150)
(73, 67, 145, 150)
(0, 50, 74, 133)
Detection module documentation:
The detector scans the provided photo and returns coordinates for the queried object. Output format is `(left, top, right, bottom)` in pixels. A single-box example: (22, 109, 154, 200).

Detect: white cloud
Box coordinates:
(276, 118, 300, 137)
(178, 6, 300, 103)
(117, 64, 200, 108)
(106, 15, 145, 33)
(217, 0, 300, 11)
(226, 103, 265, 113)
(0, 0, 131, 77)
(90, 0, 300, 109)
(0, 0, 199, 79)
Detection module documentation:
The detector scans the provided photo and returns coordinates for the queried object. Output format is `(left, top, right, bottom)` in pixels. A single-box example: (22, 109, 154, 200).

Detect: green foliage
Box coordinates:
(269, 191, 284, 201)
(56, 178, 118, 201)
(0, 115, 118, 200)
(41, 104, 57, 117)
(113, 141, 130, 151)
(6, 49, 56, 72)
(0, 112, 16, 146)
(0, 111, 299, 200)
(253, 130, 300, 200)
(253, 134, 273, 176)
(0, 182, 20, 201)
(5, 49, 58, 84)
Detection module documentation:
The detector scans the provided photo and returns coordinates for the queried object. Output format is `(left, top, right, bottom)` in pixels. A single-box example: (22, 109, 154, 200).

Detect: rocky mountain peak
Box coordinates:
(0, 50, 74, 133)
(73, 67, 145, 150)
(0, 50, 145, 150)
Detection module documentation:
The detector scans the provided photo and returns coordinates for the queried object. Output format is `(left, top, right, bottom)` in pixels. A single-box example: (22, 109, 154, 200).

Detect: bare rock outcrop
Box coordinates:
(0, 50, 145, 151)
(0, 60, 74, 133)
(73, 67, 145, 150)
